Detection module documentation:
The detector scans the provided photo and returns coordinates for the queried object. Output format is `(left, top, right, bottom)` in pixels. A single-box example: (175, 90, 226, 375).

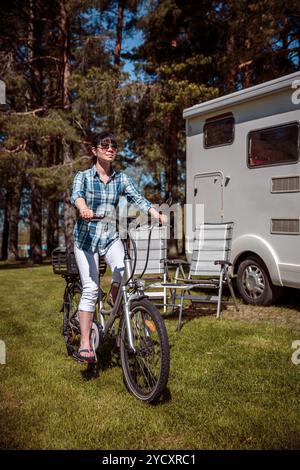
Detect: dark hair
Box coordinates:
(91, 131, 117, 164)
(91, 131, 117, 148)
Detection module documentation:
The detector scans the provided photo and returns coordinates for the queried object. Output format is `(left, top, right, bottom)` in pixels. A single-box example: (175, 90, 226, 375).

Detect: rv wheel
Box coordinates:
(237, 256, 282, 306)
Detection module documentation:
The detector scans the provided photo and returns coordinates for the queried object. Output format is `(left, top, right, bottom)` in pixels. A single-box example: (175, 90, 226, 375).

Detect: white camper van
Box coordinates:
(183, 72, 300, 305)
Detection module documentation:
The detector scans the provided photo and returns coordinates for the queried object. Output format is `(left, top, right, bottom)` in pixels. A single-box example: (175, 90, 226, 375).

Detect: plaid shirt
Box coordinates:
(71, 165, 152, 255)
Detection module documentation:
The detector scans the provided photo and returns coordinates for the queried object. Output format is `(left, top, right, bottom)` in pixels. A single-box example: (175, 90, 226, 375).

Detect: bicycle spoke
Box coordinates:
(135, 355, 157, 389)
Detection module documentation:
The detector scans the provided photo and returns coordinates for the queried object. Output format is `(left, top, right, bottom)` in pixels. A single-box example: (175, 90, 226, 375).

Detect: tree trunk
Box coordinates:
(46, 199, 59, 256)
(7, 180, 22, 261)
(1, 192, 9, 260)
(46, 140, 59, 256)
(226, 34, 236, 92)
(59, 0, 70, 109)
(114, 0, 124, 67)
(28, 0, 44, 263)
(62, 140, 75, 251)
(30, 180, 43, 263)
(64, 190, 75, 251)
(59, 0, 75, 250)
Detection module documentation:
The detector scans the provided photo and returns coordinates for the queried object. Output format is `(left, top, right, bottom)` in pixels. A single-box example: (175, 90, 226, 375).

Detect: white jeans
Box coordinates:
(74, 239, 125, 312)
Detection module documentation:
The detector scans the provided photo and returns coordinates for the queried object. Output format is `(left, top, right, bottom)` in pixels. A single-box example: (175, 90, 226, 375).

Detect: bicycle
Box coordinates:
(52, 217, 170, 404)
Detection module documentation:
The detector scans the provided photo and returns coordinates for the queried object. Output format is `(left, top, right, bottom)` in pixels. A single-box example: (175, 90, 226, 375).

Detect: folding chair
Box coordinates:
(164, 222, 239, 330)
(129, 224, 171, 312)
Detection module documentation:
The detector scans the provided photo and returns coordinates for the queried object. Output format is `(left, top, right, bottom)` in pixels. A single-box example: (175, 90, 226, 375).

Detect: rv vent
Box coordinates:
(271, 219, 300, 235)
(271, 176, 300, 193)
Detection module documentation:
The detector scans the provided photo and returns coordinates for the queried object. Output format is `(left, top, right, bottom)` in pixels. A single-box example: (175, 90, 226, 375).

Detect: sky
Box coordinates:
(83, 7, 144, 80)
(122, 31, 144, 80)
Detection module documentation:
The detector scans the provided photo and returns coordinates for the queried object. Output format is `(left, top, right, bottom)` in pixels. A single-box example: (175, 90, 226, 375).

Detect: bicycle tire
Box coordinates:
(66, 282, 82, 319)
(62, 282, 82, 355)
(119, 298, 170, 403)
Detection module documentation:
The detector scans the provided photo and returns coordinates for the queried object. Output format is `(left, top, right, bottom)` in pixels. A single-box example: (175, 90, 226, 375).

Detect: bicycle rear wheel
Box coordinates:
(62, 281, 82, 355)
(120, 298, 170, 403)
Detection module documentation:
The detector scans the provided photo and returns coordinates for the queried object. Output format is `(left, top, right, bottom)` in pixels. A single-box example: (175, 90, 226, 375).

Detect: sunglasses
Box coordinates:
(98, 141, 118, 150)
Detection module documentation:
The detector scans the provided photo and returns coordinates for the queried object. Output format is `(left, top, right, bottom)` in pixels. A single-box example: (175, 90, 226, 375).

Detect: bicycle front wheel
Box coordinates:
(120, 298, 170, 403)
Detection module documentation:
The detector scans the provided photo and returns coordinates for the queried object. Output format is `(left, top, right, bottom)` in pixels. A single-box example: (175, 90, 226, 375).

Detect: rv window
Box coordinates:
(248, 123, 299, 167)
(204, 113, 234, 148)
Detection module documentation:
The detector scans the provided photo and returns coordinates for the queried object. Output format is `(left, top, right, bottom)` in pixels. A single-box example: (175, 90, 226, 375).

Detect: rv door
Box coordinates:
(193, 172, 224, 227)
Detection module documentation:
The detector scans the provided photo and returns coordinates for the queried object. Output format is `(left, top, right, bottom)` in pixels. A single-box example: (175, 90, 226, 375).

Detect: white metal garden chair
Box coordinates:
(163, 222, 239, 330)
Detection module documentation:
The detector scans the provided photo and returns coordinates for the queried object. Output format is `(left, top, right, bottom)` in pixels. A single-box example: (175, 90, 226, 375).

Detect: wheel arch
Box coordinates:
(232, 234, 282, 286)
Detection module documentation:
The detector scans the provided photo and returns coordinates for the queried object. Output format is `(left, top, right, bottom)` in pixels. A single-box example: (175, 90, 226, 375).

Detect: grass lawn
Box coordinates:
(0, 261, 300, 450)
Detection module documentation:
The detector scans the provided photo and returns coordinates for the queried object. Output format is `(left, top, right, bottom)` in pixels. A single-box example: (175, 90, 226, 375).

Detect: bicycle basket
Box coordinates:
(51, 247, 78, 276)
(67, 249, 79, 275)
(52, 247, 107, 276)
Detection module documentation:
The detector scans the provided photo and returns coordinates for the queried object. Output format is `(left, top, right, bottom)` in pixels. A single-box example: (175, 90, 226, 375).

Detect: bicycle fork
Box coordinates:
(122, 285, 136, 353)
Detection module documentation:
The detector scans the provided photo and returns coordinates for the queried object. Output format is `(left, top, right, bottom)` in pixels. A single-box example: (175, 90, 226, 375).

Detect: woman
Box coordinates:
(71, 131, 165, 363)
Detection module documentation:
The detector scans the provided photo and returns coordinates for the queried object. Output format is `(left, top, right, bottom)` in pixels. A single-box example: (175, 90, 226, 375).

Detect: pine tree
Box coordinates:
(0, 0, 30, 260)
(125, 0, 219, 253)
(0, 0, 114, 259)
(211, 0, 300, 92)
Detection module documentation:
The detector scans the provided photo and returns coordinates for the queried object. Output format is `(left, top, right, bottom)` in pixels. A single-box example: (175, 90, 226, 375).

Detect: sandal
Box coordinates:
(72, 348, 96, 364)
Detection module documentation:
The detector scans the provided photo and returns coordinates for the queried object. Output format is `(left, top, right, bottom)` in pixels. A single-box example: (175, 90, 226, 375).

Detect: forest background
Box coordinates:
(0, 0, 299, 262)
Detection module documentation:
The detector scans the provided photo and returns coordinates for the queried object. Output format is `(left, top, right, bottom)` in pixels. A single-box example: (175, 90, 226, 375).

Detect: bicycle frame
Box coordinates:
(97, 280, 146, 353)
(94, 220, 153, 353)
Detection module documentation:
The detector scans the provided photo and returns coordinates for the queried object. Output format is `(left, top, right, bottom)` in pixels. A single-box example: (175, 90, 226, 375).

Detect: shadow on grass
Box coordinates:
(162, 285, 300, 330)
(154, 386, 172, 405)
(277, 287, 300, 311)
(0, 390, 38, 450)
(0, 408, 28, 449)
(80, 336, 172, 406)
(81, 336, 120, 381)
(162, 303, 226, 331)
(0, 259, 52, 270)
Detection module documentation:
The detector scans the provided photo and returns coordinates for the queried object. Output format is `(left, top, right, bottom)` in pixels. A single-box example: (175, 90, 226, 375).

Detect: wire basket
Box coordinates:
(52, 247, 107, 276)
(52, 248, 78, 276)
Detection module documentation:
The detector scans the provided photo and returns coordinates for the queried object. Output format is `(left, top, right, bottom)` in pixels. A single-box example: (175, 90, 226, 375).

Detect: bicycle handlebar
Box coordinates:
(90, 214, 106, 221)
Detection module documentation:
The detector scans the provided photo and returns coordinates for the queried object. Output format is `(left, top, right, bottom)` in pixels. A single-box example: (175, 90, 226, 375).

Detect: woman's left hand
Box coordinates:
(149, 207, 167, 225)
(158, 213, 168, 225)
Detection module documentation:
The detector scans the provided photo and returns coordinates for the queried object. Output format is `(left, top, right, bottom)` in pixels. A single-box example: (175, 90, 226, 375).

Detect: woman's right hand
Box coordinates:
(79, 207, 94, 221)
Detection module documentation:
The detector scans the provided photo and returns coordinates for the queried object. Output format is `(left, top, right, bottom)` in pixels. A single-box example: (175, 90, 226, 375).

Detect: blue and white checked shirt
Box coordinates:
(71, 165, 152, 255)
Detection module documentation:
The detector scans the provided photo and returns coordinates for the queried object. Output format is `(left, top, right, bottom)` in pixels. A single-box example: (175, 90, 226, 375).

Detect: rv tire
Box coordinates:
(236, 256, 282, 306)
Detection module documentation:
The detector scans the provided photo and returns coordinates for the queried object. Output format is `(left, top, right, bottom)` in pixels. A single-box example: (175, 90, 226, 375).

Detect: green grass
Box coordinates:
(0, 262, 300, 449)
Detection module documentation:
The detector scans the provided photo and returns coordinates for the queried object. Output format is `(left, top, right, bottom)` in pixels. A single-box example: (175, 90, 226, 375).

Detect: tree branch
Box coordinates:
(1, 141, 28, 153)
(27, 56, 61, 63)
(9, 108, 45, 115)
